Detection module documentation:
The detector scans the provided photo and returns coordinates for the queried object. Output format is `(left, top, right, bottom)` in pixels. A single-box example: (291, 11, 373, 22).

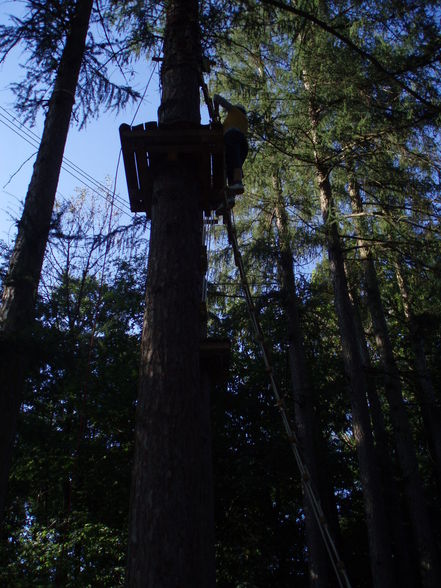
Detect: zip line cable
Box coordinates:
(129, 62, 157, 126)
(202, 211, 216, 302)
(193, 73, 351, 582)
(92, 61, 157, 211)
(223, 206, 352, 588)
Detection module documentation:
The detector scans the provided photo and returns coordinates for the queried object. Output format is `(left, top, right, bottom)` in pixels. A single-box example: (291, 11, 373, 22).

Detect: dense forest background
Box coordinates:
(1, 0, 441, 586)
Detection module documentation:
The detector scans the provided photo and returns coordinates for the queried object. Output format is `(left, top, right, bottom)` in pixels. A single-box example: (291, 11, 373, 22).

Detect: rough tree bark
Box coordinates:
(348, 180, 440, 588)
(0, 0, 93, 525)
(126, 2, 215, 586)
(304, 79, 394, 587)
(273, 175, 336, 587)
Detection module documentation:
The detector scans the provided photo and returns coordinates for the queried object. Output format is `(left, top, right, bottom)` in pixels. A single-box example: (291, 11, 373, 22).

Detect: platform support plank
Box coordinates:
(120, 122, 226, 217)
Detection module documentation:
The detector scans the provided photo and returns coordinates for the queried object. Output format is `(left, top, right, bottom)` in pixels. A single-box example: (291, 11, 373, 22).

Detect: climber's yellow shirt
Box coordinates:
(223, 107, 248, 135)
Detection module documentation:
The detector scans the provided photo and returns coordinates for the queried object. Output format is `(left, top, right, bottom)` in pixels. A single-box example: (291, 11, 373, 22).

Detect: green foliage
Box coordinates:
(1, 520, 125, 587)
(1, 0, 441, 584)
(0, 0, 147, 126)
(1, 195, 145, 586)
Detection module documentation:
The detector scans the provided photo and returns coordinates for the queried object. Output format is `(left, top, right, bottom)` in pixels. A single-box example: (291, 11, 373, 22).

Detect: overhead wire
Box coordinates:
(0, 107, 130, 215)
(109, 61, 158, 217)
(0, 107, 129, 214)
(0, 106, 111, 196)
(129, 62, 157, 126)
(96, 0, 130, 86)
(104, 61, 158, 271)
(0, 59, 158, 217)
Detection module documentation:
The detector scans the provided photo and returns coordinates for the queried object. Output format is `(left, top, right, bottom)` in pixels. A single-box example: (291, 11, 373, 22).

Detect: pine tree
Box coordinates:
(0, 0, 95, 525)
(0, 0, 143, 526)
(395, 259, 441, 487)
(273, 173, 335, 586)
(347, 178, 441, 586)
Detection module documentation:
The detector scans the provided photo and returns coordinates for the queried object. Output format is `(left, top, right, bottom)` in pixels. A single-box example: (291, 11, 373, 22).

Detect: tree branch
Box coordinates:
(259, 0, 441, 113)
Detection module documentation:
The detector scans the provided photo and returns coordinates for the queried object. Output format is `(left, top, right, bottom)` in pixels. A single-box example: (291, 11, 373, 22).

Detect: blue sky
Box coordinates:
(0, 3, 162, 246)
(0, 1, 213, 254)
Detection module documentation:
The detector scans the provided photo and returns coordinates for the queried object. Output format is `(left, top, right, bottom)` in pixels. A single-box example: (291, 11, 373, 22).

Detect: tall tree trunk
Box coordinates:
(273, 176, 335, 587)
(0, 0, 93, 525)
(349, 180, 441, 587)
(317, 172, 393, 588)
(304, 80, 394, 587)
(126, 2, 215, 586)
(394, 261, 441, 487)
(345, 264, 416, 587)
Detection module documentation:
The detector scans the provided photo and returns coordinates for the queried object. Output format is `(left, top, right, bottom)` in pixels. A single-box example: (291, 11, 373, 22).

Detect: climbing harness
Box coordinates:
(223, 203, 352, 588)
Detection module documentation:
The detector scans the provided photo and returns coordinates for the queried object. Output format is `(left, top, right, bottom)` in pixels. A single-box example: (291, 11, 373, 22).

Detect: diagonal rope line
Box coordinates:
(224, 205, 352, 588)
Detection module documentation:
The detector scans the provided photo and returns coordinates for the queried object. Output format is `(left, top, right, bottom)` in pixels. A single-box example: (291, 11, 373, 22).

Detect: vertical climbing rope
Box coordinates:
(202, 222, 208, 303)
(223, 206, 352, 588)
(202, 211, 216, 302)
(200, 74, 219, 124)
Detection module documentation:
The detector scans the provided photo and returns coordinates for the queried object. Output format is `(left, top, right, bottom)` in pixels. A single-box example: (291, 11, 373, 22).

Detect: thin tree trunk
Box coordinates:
(318, 173, 393, 588)
(273, 176, 335, 587)
(126, 2, 215, 586)
(304, 79, 394, 587)
(349, 180, 441, 587)
(394, 261, 441, 487)
(0, 0, 93, 525)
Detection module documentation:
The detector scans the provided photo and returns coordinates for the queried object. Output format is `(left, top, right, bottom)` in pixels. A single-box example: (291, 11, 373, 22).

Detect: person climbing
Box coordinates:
(213, 94, 248, 196)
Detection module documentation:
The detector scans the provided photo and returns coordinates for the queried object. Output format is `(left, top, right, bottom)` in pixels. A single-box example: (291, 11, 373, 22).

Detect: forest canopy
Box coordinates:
(0, 1, 440, 586)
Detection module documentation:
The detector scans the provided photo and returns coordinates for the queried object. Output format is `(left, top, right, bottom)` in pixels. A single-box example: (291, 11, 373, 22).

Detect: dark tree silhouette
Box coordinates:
(126, 1, 216, 586)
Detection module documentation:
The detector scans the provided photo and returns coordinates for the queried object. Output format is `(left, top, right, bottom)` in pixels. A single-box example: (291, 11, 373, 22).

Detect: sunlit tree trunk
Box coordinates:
(0, 0, 93, 525)
(349, 180, 440, 587)
(126, 1, 215, 586)
(273, 175, 334, 587)
(304, 78, 394, 587)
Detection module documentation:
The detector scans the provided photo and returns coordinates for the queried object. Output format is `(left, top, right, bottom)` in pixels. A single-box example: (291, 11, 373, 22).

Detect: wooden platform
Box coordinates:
(119, 121, 225, 217)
